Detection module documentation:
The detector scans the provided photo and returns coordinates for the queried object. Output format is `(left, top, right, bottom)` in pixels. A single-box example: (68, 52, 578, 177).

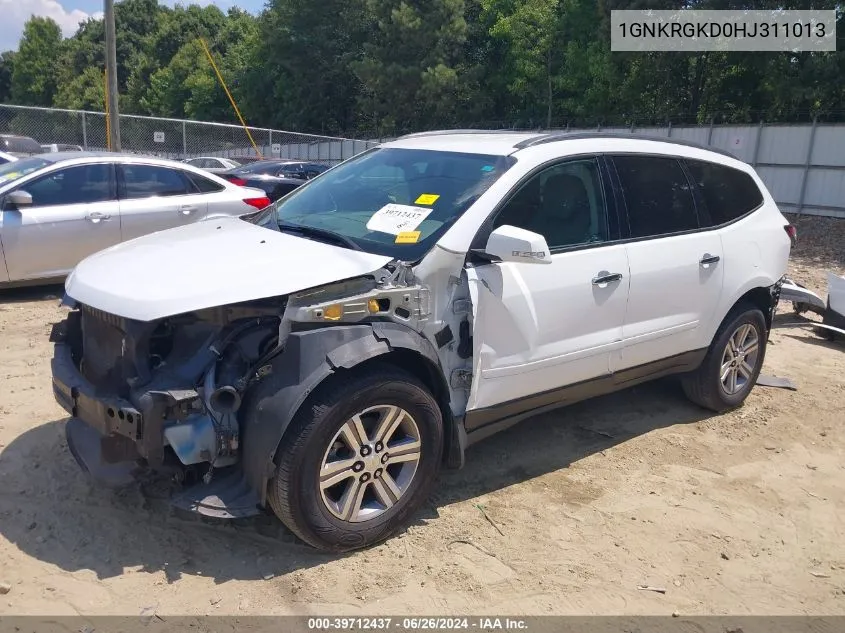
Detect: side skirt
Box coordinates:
(463, 348, 707, 446)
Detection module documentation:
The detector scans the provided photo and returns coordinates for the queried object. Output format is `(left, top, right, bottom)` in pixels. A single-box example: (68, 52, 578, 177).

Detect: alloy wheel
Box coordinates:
(719, 323, 760, 396)
(318, 405, 422, 523)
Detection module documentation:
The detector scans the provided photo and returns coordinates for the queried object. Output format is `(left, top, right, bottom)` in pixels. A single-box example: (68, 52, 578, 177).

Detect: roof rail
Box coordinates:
(394, 129, 527, 140)
(513, 131, 737, 159)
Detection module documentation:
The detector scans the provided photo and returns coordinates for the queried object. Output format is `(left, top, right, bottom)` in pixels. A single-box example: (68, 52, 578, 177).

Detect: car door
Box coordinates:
(608, 154, 724, 371)
(0, 162, 120, 281)
(117, 163, 209, 242)
(465, 156, 630, 416)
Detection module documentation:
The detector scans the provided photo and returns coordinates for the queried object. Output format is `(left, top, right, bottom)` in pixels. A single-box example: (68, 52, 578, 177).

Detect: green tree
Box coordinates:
(482, 0, 561, 128)
(354, 0, 468, 134)
(0, 51, 15, 103)
(243, 0, 367, 134)
(11, 17, 64, 106)
(54, 66, 106, 111)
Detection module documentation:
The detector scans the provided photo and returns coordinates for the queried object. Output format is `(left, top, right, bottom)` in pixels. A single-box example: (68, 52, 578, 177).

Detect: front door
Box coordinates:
(465, 157, 630, 421)
(0, 163, 120, 281)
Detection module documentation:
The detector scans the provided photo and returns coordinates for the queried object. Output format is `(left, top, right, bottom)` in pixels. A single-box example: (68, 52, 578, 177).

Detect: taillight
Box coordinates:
(227, 177, 248, 186)
(784, 224, 797, 246)
(243, 196, 271, 210)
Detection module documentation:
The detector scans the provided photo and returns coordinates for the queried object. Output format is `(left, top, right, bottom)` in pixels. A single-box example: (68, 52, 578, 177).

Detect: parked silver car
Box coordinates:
(0, 152, 270, 286)
(182, 156, 242, 174)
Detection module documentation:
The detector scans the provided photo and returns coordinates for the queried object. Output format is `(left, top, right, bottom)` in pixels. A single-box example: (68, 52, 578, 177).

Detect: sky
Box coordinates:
(0, 0, 265, 52)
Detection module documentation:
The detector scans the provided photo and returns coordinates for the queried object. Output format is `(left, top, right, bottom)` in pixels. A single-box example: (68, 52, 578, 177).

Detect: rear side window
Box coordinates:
(685, 159, 764, 225)
(612, 155, 698, 238)
(187, 172, 225, 193)
(120, 164, 191, 199)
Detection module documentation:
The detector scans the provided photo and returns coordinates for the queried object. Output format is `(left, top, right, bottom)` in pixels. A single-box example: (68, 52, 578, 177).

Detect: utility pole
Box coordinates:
(104, 0, 121, 151)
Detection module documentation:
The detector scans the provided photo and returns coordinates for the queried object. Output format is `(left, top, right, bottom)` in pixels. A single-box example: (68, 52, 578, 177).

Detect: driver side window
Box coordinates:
(491, 158, 609, 250)
(19, 164, 113, 207)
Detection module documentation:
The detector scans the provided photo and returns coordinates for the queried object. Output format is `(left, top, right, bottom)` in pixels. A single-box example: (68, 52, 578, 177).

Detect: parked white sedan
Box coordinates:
(0, 152, 270, 286)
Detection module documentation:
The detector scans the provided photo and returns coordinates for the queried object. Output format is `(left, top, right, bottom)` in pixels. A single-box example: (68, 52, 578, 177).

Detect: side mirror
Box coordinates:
(483, 225, 552, 264)
(4, 190, 33, 210)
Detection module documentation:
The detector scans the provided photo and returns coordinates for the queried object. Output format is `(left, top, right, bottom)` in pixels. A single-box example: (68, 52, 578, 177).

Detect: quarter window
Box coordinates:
(685, 159, 764, 225)
(20, 164, 112, 207)
(612, 155, 698, 238)
(187, 172, 225, 193)
(491, 158, 609, 249)
(120, 164, 192, 199)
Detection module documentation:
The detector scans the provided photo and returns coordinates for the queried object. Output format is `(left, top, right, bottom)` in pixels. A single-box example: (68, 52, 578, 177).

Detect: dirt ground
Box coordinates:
(0, 214, 843, 617)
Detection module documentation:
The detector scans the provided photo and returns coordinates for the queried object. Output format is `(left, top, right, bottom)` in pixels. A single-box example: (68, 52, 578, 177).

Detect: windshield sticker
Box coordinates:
(395, 231, 421, 244)
(366, 203, 432, 235)
(481, 165, 494, 172)
(414, 193, 440, 205)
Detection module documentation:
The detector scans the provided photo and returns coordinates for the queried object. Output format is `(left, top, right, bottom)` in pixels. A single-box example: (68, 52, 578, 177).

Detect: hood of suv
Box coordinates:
(65, 217, 392, 321)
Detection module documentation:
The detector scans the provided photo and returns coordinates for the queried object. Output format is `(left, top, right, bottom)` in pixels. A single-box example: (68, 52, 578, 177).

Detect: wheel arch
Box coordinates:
(708, 277, 783, 343)
(238, 323, 458, 508)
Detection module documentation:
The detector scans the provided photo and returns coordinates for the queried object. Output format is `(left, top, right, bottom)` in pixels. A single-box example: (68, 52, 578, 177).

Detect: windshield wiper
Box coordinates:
(277, 221, 363, 251)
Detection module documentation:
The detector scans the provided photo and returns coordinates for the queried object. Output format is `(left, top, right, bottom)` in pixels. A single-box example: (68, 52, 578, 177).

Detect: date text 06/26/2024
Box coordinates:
(307, 618, 529, 631)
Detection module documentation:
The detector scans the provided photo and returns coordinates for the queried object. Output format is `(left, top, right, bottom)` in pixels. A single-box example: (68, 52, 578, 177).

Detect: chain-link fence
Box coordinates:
(0, 104, 378, 166)
(2, 104, 844, 218)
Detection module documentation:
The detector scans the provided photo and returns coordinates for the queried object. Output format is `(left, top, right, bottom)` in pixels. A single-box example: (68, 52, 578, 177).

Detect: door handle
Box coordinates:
(592, 272, 623, 286)
(700, 254, 721, 267)
(86, 212, 111, 223)
(179, 205, 199, 215)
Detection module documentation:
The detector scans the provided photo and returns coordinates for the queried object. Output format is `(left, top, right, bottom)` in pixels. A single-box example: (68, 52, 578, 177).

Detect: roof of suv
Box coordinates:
(384, 129, 738, 161)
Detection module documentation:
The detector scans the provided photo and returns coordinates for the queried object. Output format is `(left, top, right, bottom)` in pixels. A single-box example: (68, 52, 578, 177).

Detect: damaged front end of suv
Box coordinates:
(51, 260, 453, 520)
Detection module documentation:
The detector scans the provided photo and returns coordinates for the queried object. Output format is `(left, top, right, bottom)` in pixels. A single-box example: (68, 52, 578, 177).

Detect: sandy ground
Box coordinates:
(0, 214, 843, 616)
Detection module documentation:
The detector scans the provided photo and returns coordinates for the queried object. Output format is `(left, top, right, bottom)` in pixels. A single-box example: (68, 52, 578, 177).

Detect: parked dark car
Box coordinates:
(221, 159, 329, 181)
(218, 160, 329, 201)
(1, 135, 45, 157)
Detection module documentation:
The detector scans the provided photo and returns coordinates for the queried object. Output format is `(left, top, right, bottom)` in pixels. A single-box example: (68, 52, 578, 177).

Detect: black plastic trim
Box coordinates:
(238, 323, 453, 507)
(464, 348, 708, 439)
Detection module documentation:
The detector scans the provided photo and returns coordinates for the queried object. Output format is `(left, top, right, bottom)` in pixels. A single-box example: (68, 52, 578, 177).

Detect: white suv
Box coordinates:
(51, 131, 792, 551)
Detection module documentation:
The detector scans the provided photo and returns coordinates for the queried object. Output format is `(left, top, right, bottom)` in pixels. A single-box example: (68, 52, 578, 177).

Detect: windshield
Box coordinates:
(253, 147, 515, 259)
(0, 157, 52, 185)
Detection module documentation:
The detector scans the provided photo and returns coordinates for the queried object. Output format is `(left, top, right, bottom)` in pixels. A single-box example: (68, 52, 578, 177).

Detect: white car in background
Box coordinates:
(41, 143, 84, 153)
(0, 152, 270, 286)
(182, 156, 243, 174)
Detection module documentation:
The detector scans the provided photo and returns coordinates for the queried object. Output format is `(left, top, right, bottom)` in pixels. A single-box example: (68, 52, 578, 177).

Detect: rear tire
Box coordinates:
(681, 303, 768, 413)
(267, 366, 443, 552)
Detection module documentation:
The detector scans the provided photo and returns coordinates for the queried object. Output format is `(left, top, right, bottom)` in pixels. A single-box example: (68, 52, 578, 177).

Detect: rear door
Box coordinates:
(117, 163, 209, 241)
(0, 162, 120, 281)
(609, 154, 724, 371)
(185, 170, 251, 218)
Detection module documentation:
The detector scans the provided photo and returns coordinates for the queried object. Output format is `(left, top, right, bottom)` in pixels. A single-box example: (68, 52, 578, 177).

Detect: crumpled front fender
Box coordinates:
(238, 323, 445, 507)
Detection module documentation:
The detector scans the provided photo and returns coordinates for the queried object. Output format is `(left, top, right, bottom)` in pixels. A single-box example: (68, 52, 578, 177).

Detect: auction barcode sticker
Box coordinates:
(366, 204, 433, 235)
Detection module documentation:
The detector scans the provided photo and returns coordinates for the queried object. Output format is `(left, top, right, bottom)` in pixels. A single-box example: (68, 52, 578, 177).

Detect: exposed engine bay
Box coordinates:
(52, 258, 473, 508)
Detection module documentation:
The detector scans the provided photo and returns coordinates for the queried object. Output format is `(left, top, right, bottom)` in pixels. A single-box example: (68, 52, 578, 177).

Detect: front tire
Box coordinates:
(268, 366, 443, 552)
(681, 303, 768, 412)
